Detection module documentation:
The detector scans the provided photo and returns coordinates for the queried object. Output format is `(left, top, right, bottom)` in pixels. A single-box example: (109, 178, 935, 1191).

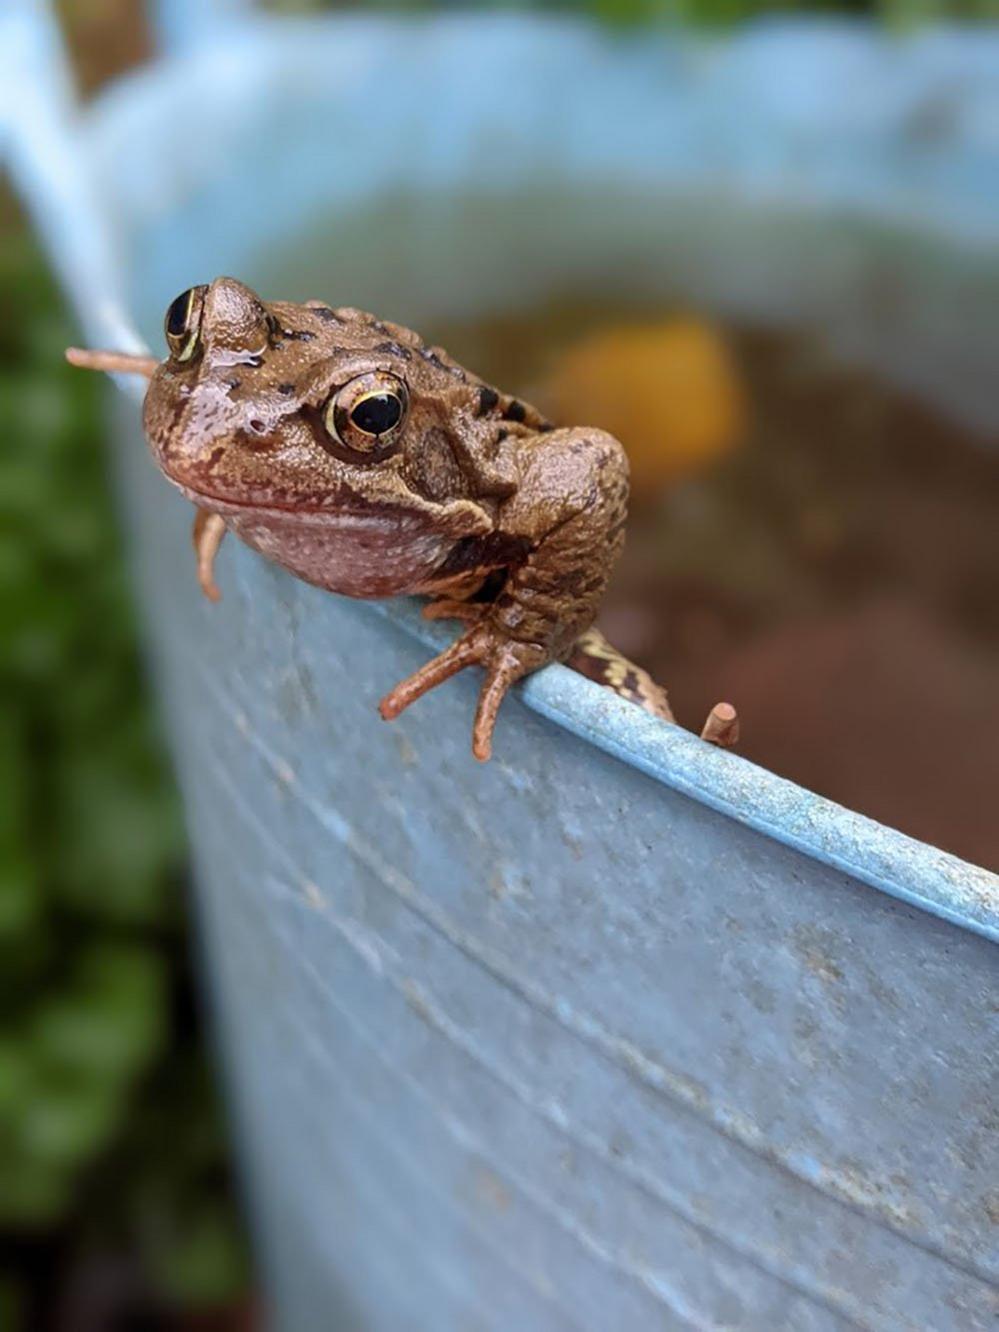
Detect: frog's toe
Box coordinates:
(422, 598, 483, 624)
(198, 572, 222, 603)
(379, 628, 488, 725)
(471, 646, 532, 761)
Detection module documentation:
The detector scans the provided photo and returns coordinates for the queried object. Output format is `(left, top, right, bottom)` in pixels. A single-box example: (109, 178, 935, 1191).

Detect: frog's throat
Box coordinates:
(66, 347, 160, 379)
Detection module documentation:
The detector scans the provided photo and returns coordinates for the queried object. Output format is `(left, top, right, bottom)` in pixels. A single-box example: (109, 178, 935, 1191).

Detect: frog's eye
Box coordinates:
(323, 371, 409, 459)
(164, 285, 207, 362)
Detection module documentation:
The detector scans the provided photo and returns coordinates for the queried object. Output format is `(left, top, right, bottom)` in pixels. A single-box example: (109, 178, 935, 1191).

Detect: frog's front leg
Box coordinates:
(379, 625, 548, 761)
(422, 599, 483, 624)
(381, 428, 627, 760)
(192, 509, 226, 602)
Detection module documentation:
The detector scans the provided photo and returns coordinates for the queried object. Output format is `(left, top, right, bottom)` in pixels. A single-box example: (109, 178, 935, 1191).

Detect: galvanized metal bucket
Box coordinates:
(6, 5, 998, 1328)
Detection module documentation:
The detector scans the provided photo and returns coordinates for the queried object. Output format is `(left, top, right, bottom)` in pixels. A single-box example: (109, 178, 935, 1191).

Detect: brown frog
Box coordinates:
(68, 277, 737, 759)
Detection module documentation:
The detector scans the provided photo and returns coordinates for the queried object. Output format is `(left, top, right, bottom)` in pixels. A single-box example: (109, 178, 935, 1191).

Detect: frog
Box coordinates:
(67, 277, 737, 760)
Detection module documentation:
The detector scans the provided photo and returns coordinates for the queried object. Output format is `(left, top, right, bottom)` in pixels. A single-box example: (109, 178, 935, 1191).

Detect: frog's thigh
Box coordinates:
(192, 509, 226, 602)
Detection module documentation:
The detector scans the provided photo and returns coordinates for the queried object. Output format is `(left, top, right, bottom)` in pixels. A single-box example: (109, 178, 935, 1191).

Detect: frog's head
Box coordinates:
(68, 278, 549, 594)
(141, 276, 494, 527)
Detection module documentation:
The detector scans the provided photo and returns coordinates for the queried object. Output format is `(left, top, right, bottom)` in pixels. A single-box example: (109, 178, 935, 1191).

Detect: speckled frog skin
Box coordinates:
(69, 277, 736, 759)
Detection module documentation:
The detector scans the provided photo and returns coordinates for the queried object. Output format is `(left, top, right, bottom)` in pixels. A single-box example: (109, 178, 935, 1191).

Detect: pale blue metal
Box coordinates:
(5, 5, 999, 1329)
(149, 0, 256, 56)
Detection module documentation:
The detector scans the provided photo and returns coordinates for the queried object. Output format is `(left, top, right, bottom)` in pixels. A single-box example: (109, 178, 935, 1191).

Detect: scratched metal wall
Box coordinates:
(7, 5, 999, 1328)
(116, 392, 998, 1332)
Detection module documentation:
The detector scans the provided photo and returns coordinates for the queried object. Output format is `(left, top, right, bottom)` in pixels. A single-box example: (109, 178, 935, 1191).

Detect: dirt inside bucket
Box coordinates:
(431, 301, 999, 870)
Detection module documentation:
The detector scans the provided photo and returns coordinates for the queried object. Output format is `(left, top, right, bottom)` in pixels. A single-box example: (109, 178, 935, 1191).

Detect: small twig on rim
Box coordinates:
(701, 702, 739, 748)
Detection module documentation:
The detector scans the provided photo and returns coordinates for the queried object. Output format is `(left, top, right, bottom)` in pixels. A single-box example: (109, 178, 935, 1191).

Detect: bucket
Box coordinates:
(7, 6, 998, 1328)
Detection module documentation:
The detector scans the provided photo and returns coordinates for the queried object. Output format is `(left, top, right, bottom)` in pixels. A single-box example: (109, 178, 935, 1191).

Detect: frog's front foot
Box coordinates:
(192, 509, 227, 602)
(379, 623, 547, 762)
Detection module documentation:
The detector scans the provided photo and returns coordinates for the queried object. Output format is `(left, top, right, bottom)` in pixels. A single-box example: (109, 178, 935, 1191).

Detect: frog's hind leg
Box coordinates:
(568, 627, 676, 722)
(569, 627, 739, 748)
(192, 509, 227, 602)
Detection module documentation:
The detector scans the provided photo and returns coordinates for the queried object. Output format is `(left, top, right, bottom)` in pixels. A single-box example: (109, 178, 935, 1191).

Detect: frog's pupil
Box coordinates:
(351, 392, 402, 436)
(166, 290, 192, 337)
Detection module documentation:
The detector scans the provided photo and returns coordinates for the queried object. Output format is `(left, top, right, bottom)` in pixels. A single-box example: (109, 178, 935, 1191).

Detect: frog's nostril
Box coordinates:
(238, 420, 280, 454)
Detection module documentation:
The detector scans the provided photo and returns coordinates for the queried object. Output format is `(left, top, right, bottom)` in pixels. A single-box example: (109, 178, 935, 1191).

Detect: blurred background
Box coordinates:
(3, 0, 998, 1328)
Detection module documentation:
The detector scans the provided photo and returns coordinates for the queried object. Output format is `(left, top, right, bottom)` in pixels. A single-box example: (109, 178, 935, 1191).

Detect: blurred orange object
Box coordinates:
(544, 319, 745, 498)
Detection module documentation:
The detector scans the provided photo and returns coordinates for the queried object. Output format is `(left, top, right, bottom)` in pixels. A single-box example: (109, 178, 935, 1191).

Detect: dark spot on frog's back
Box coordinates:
(312, 306, 343, 323)
(420, 347, 466, 380)
(283, 328, 316, 342)
(277, 383, 295, 395)
(375, 341, 413, 361)
(503, 399, 527, 423)
(476, 386, 499, 416)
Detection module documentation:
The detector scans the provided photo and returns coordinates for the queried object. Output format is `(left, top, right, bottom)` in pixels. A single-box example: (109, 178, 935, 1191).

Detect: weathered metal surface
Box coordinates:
(119, 415, 998, 1331)
(7, 5, 999, 1328)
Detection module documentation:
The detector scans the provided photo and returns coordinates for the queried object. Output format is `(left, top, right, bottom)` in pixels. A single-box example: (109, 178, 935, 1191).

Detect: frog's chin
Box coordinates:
(172, 481, 459, 598)
(233, 507, 460, 598)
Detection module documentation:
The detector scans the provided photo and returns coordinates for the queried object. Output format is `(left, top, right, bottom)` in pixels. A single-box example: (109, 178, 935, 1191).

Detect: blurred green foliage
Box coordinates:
(0, 220, 246, 1321)
(267, 0, 999, 25)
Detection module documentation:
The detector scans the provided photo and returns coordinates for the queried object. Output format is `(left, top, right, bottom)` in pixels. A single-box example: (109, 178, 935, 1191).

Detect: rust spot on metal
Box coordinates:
(474, 1166, 510, 1213)
(792, 924, 845, 985)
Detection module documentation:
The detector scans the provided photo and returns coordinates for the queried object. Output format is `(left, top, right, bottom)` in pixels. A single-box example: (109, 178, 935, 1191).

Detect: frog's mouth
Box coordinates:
(162, 455, 493, 532)
(165, 474, 462, 540)
(165, 474, 398, 524)
(169, 478, 341, 520)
